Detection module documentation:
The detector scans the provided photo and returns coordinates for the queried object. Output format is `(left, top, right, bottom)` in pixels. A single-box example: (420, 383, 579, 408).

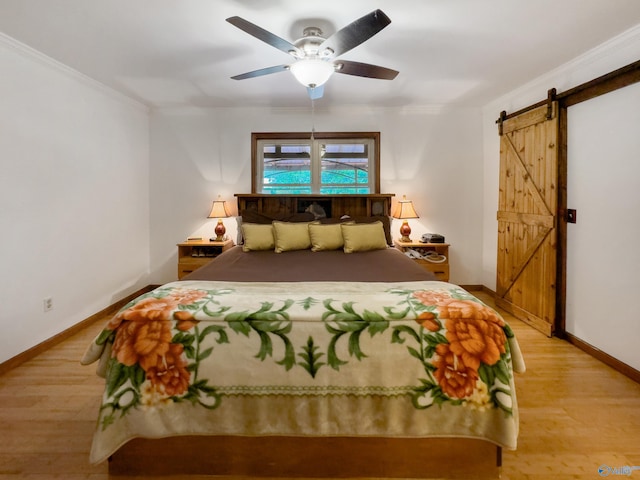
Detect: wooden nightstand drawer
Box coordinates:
(178, 258, 211, 278)
(177, 239, 233, 279)
(394, 239, 450, 282)
(415, 260, 449, 281)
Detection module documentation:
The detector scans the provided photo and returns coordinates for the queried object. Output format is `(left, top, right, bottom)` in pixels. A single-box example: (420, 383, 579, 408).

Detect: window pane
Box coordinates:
(263, 143, 311, 187)
(320, 143, 370, 193)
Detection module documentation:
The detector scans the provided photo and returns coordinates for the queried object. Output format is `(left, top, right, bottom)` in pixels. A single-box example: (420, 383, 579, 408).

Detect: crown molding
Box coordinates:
(154, 103, 454, 116)
(0, 32, 148, 113)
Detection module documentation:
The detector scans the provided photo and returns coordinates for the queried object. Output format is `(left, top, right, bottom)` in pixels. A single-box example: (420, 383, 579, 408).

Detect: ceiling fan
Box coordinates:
(226, 9, 399, 100)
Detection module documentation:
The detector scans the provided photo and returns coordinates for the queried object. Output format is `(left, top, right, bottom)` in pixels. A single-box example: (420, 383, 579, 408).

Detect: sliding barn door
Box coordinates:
(496, 103, 558, 336)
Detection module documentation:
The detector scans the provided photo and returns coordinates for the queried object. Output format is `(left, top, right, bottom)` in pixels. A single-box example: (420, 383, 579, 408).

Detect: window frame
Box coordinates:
(251, 132, 381, 194)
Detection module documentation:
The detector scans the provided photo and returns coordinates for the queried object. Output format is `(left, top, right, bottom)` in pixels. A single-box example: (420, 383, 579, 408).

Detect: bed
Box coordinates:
(82, 215, 525, 478)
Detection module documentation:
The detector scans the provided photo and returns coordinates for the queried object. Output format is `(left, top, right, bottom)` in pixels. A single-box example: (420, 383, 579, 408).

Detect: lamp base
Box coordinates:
(399, 221, 412, 243)
(211, 219, 226, 243)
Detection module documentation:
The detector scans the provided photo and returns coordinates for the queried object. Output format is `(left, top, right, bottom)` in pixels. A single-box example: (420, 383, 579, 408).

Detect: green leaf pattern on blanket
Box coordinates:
(297, 336, 325, 378)
(322, 299, 389, 368)
(96, 284, 515, 431)
(225, 299, 296, 369)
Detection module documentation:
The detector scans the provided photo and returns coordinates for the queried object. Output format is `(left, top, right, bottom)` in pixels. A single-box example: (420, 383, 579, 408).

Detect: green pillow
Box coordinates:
(273, 221, 313, 253)
(341, 222, 388, 253)
(309, 223, 345, 251)
(241, 223, 274, 251)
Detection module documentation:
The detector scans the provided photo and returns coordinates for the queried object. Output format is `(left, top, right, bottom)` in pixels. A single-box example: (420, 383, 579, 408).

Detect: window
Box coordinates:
(252, 132, 380, 194)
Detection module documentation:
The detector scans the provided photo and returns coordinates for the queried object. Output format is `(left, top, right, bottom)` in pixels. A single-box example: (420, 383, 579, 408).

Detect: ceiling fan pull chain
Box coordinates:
(310, 97, 315, 140)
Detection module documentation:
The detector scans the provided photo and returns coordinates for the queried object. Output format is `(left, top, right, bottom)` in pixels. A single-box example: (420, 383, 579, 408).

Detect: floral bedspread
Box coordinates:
(82, 280, 525, 464)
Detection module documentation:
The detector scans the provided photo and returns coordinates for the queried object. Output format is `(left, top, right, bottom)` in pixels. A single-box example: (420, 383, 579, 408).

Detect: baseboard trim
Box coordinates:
(0, 285, 157, 376)
(480, 285, 497, 297)
(564, 332, 640, 384)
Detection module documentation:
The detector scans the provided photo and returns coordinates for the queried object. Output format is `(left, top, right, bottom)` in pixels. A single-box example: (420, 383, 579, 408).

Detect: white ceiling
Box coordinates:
(1, 0, 639, 109)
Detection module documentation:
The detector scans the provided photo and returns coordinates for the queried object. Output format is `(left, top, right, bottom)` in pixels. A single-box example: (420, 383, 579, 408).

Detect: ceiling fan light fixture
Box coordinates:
(290, 59, 335, 88)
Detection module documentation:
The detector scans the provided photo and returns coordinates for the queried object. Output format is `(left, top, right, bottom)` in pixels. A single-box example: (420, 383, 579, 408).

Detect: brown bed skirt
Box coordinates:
(109, 435, 501, 478)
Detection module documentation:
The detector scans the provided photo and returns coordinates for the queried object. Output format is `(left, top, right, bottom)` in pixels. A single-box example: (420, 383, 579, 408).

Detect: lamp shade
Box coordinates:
(290, 59, 335, 88)
(392, 195, 419, 219)
(208, 198, 231, 219)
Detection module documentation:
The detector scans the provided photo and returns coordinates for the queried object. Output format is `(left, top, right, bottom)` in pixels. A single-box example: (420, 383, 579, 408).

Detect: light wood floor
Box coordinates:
(1, 292, 639, 480)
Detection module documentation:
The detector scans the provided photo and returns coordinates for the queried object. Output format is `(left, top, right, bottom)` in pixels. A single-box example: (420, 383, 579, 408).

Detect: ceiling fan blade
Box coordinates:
(335, 60, 399, 80)
(226, 16, 300, 56)
(319, 9, 391, 58)
(231, 64, 290, 80)
(307, 85, 324, 100)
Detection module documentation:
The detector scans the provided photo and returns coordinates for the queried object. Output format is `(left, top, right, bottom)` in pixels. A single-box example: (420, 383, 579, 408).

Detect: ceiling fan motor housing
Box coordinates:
(293, 27, 333, 59)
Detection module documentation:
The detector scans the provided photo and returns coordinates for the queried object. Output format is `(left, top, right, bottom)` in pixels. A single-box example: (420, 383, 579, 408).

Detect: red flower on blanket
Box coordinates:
(112, 318, 173, 370)
(438, 299, 506, 370)
(416, 312, 440, 332)
(145, 343, 190, 396)
(433, 343, 478, 399)
(120, 296, 179, 322)
(169, 289, 207, 326)
(412, 290, 508, 401)
(413, 292, 507, 371)
(174, 312, 199, 330)
(107, 290, 206, 331)
(107, 296, 178, 331)
(169, 288, 208, 305)
(171, 289, 207, 327)
(412, 290, 452, 306)
(109, 294, 199, 396)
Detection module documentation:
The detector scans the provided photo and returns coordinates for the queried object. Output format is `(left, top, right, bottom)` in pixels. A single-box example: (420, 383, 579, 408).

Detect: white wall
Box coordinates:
(0, 35, 150, 364)
(149, 105, 484, 285)
(481, 24, 640, 290)
(565, 82, 640, 370)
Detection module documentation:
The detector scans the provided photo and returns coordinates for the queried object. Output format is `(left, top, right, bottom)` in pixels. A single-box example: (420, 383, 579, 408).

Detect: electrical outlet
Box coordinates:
(43, 297, 53, 312)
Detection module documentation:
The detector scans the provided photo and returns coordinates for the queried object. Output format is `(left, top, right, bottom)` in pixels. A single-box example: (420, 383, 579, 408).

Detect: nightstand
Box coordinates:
(394, 239, 450, 282)
(177, 238, 233, 279)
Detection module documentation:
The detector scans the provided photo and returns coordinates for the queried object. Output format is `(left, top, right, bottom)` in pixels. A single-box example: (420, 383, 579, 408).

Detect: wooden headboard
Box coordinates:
(235, 194, 395, 219)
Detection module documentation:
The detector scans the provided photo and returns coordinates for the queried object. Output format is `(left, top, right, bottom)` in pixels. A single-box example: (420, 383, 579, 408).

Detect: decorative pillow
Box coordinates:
(309, 223, 345, 251)
(239, 210, 316, 245)
(341, 221, 388, 253)
(320, 215, 393, 246)
(241, 223, 275, 252)
(273, 221, 314, 253)
(352, 216, 393, 246)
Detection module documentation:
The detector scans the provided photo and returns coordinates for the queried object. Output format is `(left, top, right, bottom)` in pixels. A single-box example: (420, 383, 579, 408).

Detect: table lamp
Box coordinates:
(207, 196, 231, 242)
(392, 195, 419, 242)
